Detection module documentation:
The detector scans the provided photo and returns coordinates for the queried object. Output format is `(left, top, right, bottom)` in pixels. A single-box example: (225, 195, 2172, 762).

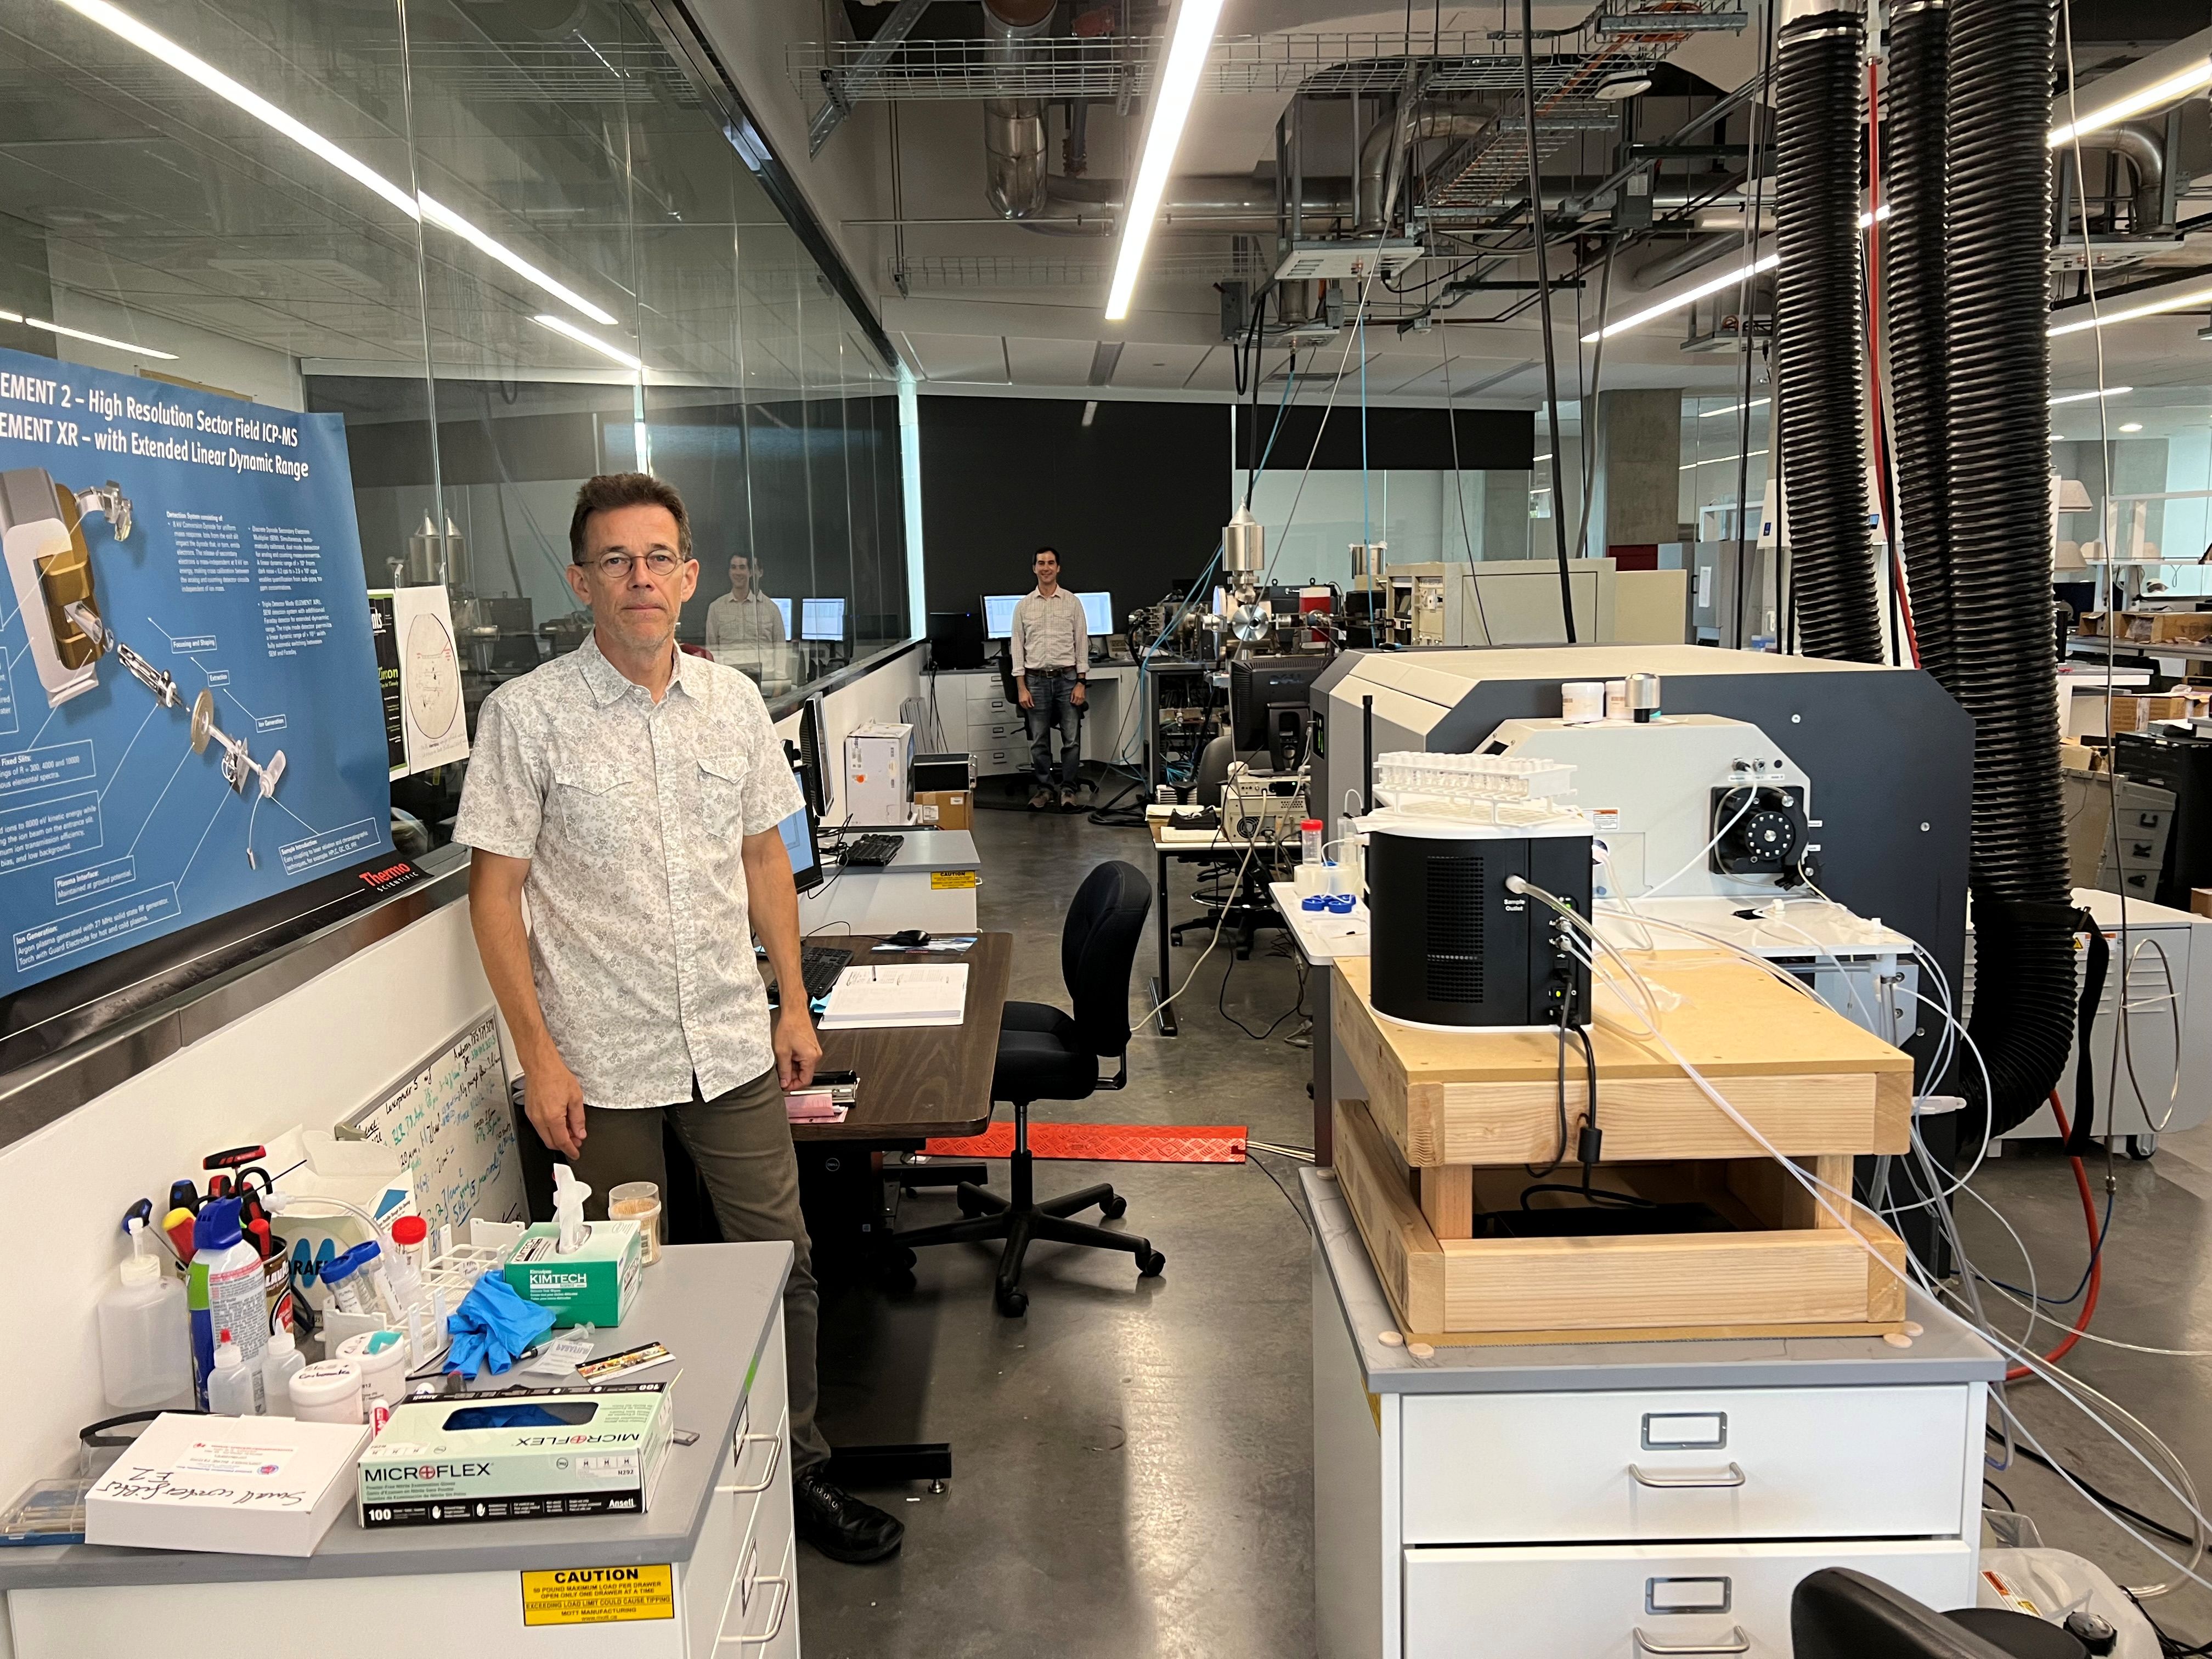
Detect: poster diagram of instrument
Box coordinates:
(0, 343, 392, 1001)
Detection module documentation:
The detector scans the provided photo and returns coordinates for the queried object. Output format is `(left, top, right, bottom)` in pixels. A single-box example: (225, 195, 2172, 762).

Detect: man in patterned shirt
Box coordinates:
(454, 472, 903, 1564)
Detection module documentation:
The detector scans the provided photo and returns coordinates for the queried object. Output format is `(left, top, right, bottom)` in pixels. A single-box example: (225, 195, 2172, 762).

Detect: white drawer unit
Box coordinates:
(1305, 1171, 2004, 1659)
(1400, 1385, 1976, 1545)
(1402, 1538, 1976, 1657)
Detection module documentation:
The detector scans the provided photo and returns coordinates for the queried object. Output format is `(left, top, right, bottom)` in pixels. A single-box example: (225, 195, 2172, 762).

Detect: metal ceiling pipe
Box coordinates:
(983, 0, 1054, 220)
(1047, 173, 1356, 215)
(2067, 121, 2165, 230)
(1357, 109, 1495, 232)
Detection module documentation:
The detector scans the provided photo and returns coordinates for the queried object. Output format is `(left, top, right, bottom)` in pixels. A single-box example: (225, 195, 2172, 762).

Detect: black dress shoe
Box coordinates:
(793, 1468, 905, 1563)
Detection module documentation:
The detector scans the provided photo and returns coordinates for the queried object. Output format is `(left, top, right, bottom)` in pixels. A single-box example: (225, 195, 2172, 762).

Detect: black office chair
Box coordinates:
(1792, 1568, 2089, 1658)
(893, 859, 1164, 1316)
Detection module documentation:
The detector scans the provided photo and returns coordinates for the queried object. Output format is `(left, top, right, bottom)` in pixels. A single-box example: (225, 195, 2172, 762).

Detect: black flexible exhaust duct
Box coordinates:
(1774, 0, 1883, 662)
(1941, 0, 2078, 1141)
(1884, 0, 1954, 688)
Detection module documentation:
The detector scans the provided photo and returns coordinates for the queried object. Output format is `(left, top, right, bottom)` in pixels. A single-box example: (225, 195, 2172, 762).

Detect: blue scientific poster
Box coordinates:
(0, 345, 392, 1000)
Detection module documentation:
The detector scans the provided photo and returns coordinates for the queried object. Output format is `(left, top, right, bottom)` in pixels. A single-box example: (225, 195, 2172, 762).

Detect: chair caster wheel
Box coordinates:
(1136, 1248, 1166, 1278)
(957, 1193, 985, 1217)
(996, 1286, 1029, 1317)
(2128, 1135, 2158, 1160)
(1099, 1193, 1128, 1220)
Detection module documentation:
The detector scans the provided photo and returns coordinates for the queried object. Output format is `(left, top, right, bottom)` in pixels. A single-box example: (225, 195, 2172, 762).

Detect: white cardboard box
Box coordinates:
(86, 1413, 370, 1557)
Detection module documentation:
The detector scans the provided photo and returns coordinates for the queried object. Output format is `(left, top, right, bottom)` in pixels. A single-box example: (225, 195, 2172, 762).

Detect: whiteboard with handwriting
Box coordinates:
(338, 1010, 523, 1234)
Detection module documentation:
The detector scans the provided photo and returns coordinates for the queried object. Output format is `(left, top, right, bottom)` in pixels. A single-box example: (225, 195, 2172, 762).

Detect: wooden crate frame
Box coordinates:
(1333, 1098, 1908, 1346)
(1334, 952, 1914, 1168)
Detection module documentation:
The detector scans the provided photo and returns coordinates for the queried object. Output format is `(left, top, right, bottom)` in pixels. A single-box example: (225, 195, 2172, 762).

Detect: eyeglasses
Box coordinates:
(583, 550, 684, 578)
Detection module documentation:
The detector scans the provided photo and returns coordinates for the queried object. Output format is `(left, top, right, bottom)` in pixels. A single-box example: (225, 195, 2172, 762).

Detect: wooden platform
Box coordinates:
(1334, 950, 1914, 1169)
(1333, 1098, 1909, 1345)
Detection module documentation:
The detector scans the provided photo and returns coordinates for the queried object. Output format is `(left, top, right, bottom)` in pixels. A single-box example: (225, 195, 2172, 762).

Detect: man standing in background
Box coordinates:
(704, 550, 785, 659)
(1011, 545, 1087, 810)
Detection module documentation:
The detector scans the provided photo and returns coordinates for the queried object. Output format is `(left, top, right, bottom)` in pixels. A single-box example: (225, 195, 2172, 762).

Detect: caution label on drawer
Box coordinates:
(931, 870, 980, 889)
(520, 1564, 675, 1626)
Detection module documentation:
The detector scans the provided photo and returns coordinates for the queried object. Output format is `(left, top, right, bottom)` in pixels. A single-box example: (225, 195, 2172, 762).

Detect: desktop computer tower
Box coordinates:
(844, 721, 913, 826)
(2112, 727, 2212, 909)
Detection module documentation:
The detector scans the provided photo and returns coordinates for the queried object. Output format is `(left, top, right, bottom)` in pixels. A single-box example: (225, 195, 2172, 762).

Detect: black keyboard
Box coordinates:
(768, 946, 851, 1008)
(839, 833, 904, 868)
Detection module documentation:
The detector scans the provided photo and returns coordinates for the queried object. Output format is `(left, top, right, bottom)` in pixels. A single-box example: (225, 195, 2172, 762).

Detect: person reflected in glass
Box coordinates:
(705, 551, 786, 660)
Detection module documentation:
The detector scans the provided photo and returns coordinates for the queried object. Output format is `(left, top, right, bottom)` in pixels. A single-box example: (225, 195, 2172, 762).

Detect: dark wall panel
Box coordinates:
(919, 395, 1538, 628)
(919, 397, 1228, 623)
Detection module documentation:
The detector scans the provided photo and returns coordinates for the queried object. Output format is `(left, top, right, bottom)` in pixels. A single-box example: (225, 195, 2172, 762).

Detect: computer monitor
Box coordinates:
(797, 693, 832, 820)
(775, 793, 823, 894)
(800, 597, 845, 642)
(928, 610, 985, 670)
(1231, 654, 1327, 770)
(1076, 590, 1114, 636)
(982, 594, 1022, 639)
(770, 596, 793, 636)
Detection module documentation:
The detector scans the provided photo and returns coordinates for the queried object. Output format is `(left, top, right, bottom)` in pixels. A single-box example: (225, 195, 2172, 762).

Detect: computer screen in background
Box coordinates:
(771, 596, 793, 635)
(800, 597, 846, 642)
(1076, 590, 1114, 636)
(982, 594, 1022, 639)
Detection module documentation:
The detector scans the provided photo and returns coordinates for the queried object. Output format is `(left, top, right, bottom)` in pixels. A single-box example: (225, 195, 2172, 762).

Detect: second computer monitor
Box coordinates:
(800, 596, 846, 642)
(1076, 590, 1113, 636)
(983, 594, 1022, 639)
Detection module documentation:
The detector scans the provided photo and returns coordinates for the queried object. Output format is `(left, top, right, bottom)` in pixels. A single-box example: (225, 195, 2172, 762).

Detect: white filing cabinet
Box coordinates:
(1991, 888, 2212, 1148)
(1306, 1171, 2001, 1659)
(932, 665, 1135, 776)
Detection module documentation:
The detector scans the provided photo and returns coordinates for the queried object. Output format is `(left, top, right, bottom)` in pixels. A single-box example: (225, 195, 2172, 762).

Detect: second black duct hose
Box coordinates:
(1942, 0, 2078, 1141)
(1774, 1, 1882, 662)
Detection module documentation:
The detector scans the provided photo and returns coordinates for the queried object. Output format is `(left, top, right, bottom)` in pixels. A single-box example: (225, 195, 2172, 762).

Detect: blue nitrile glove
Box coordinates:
(444, 1272, 556, 1375)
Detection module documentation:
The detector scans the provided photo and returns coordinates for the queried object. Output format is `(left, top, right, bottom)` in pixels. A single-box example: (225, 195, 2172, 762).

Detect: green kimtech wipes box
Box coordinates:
(503, 1219, 642, 1328)
(357, 1381, 674, 1528)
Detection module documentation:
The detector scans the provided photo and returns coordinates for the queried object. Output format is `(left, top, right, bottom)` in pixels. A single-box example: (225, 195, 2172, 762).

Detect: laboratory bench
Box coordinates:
(1304, 1166, 2004, 1659)
(1, 1242, 800, 1659)
(800, 827, 980, 935)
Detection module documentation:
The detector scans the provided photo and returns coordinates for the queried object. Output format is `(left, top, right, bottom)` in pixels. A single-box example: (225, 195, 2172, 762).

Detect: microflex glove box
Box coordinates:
(357, 1381, 674, 1529)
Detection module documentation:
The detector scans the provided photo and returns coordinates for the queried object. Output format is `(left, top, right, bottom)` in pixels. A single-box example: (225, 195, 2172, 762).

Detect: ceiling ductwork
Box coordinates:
(982, 0, 1054, 219)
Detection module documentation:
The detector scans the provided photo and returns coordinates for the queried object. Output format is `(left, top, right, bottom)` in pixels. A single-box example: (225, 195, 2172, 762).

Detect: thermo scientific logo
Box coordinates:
(363, 1462, 493, 1483)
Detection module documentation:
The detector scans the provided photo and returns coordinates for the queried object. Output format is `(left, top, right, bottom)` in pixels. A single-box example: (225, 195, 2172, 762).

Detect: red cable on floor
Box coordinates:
(2003, 1091, 2102, 1382)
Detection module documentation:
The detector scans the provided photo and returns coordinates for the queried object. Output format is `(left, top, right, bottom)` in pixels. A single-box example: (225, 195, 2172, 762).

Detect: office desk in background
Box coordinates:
(800, 829, 981, 936)
(1145, 807, 1288, 1039)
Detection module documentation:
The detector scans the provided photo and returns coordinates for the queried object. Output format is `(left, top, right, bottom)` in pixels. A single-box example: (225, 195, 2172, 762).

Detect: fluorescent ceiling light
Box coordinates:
(2049, 280, 2212, 336)
(55, 0, 614, 327)
(2120, 421, 2145, 432)
(1104, 0, 1224, 321)
(2049, 385, 2132, 404)
(2051, 58, 2212, 147)
(1681, 449, 1768, 470)
(534, 313, 641, 370)
(1699, 397, 1768, 417)
(0, 309, 176, 359)
(1081, 400, 1098, 427)
(1533, 452, 1553, 463)
(1584, 252, 1779, 342)
(420, 195, 616, 327)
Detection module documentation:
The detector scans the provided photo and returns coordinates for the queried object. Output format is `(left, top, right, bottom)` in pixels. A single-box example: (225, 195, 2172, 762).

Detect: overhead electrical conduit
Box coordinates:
(1774, 0, 1883, 661)
(1941, 0, 2079, 1141)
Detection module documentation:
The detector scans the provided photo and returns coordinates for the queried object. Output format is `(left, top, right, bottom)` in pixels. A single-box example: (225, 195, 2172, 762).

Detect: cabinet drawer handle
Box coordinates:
(1633, 1626, 1750, 1655)
(1628, 1462, 1746, 1489)
(717, 1408, 789, 1496)
(718, 1576, 791, 1647)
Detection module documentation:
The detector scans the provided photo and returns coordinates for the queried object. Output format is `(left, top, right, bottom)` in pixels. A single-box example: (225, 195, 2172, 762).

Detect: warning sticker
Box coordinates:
(930, 870, 980, 889)
(520, 1564, 675, 1627)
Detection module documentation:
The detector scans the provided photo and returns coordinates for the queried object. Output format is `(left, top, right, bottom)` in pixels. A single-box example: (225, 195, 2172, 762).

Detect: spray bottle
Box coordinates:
(552, 1165, 591, 1254)
(188, 1198, 267, 1412)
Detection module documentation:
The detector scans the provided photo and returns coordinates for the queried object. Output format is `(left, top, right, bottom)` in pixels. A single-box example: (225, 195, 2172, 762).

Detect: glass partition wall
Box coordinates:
(0, 0, 908, 837)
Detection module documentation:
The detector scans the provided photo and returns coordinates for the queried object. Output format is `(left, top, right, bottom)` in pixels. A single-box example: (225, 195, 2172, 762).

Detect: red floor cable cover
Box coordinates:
(923, 1123, 1249, 1163)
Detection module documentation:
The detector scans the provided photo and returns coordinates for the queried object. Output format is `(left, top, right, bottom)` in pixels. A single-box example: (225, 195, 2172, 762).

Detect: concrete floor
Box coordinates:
(798, 783, 2212, 1657)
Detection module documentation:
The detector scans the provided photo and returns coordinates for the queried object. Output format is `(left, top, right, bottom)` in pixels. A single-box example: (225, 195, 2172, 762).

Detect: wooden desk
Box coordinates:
(791, 931, 1009, 1144)
(788, 934, 1009, 1491)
